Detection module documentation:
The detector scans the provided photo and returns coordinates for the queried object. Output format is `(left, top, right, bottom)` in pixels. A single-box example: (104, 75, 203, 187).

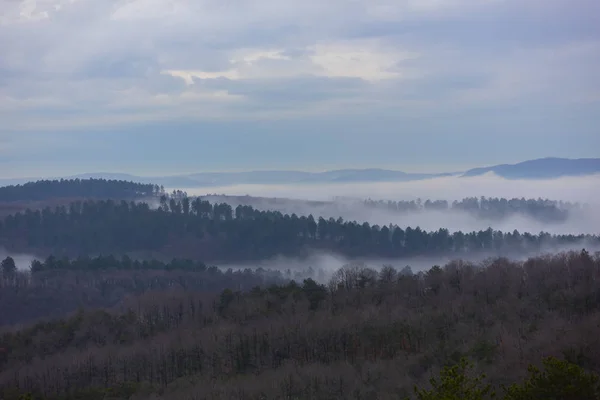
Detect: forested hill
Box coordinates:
(0, 178, 162, 202)
(0, 255, 291, 326)
(0, 197, 597, 261)
(1, 251, 599, 399)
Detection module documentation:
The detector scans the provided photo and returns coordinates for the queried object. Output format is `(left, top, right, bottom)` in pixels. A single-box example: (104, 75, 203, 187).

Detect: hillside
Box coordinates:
(0, 251, 599, 399)
(0, 178, 163, 218)
(462, 157, 600, 179)
(0, 197, 596, 263)
(0, 172, 599, 400)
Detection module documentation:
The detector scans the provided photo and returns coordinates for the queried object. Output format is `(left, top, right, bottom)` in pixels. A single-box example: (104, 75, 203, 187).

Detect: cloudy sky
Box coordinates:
(1, 0, 599, 178)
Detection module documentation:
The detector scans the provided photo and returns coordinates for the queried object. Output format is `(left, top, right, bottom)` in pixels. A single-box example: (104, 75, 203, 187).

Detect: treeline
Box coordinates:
(0, 178, 163, 202)
(0, 256, 296, 326)
(413, 356, 600, 399)
(0, 250, 599, 399)
(364, 196, 581, 222)
(5, 255, 214, 274)
(203, 194, 581, 224)
(0, 198, 596, 261)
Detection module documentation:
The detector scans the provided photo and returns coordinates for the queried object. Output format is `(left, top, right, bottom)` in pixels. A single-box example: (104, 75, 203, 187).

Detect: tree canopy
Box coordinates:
(0, 178, 162, 202)
(0, 197, 595, 262)
(0, 250, 599, 399)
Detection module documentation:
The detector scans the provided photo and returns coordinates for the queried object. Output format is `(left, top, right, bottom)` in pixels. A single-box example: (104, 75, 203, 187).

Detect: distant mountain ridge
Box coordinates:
(63, 169, 457, 187)
(462, 157, 600, 179)
(1, 157, 598, 188)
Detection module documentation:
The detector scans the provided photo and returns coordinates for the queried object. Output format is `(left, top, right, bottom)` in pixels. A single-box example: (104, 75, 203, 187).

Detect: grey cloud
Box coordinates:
(73, 54, 160, 79)
(400, 74, 493, 102)
(0, 0, 598, 132)
(201, 76, 368, 105)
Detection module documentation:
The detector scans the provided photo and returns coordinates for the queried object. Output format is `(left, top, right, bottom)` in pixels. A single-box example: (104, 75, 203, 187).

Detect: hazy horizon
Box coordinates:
(1, 164, 467, 181)
(178, 173, 600, 205)
(1, 156, 599, 183)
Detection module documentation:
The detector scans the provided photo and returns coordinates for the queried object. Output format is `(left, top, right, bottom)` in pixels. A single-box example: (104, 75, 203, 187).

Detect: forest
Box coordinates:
(0, 179, 162, 202)
(0, 197, 597, 262)
(0, 179, 164, 219)
(0, 255, 292, 326)
(0, 250, 599, 399)
(1, 178, 599, 399)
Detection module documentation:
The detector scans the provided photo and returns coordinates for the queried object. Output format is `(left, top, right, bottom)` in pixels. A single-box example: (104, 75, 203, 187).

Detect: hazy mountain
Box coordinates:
(3, 157, 599, 189)
(163, 169, 454, 187)
(315, 169, 453, 182)
(462, 157, 600, 179)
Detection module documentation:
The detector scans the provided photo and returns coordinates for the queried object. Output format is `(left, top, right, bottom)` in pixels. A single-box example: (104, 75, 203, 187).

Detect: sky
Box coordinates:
(1, 0, 599, 178)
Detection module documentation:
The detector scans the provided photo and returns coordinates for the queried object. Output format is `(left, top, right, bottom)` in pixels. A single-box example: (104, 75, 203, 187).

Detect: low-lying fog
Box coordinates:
(3, 174, 599, 276)
(4, 245, 599, 285)
(179, 173, 600, 204)
(219, 241, 600, 284)
(0, 248, 37, 271)
(176, 173, 600, 236)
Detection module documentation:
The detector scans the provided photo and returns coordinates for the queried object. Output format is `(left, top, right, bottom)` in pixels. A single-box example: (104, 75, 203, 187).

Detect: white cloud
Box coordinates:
(163, 69, 240, 84)
(162, 40, 416, 85)
(364, 0, 499, 20)
(231, 49, 292, 65)
(308, 40, 418, 81)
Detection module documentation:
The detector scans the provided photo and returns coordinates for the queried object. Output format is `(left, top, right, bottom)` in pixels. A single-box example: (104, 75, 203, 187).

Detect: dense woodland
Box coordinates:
(0, 179, 162, 202)
(0, 250, 599, 399)
(0, 255, 293, 326)
(0, 177, 583, 224)
(1, 178, 599, 399)
(0, 197, 597, 262)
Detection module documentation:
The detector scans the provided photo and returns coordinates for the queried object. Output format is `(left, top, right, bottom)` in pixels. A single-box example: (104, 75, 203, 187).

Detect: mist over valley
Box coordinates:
(2, 0, 600, 395)
(177, 173, 600, 236)
(1, 163, 599, 400)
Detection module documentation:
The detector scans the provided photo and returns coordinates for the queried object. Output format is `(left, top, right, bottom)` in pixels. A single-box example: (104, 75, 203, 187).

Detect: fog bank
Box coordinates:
(0, 248, 37, 271)
(174, 174, 600, 236)
(179, 173, 600, 205)
(219, 240, 600, 284)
